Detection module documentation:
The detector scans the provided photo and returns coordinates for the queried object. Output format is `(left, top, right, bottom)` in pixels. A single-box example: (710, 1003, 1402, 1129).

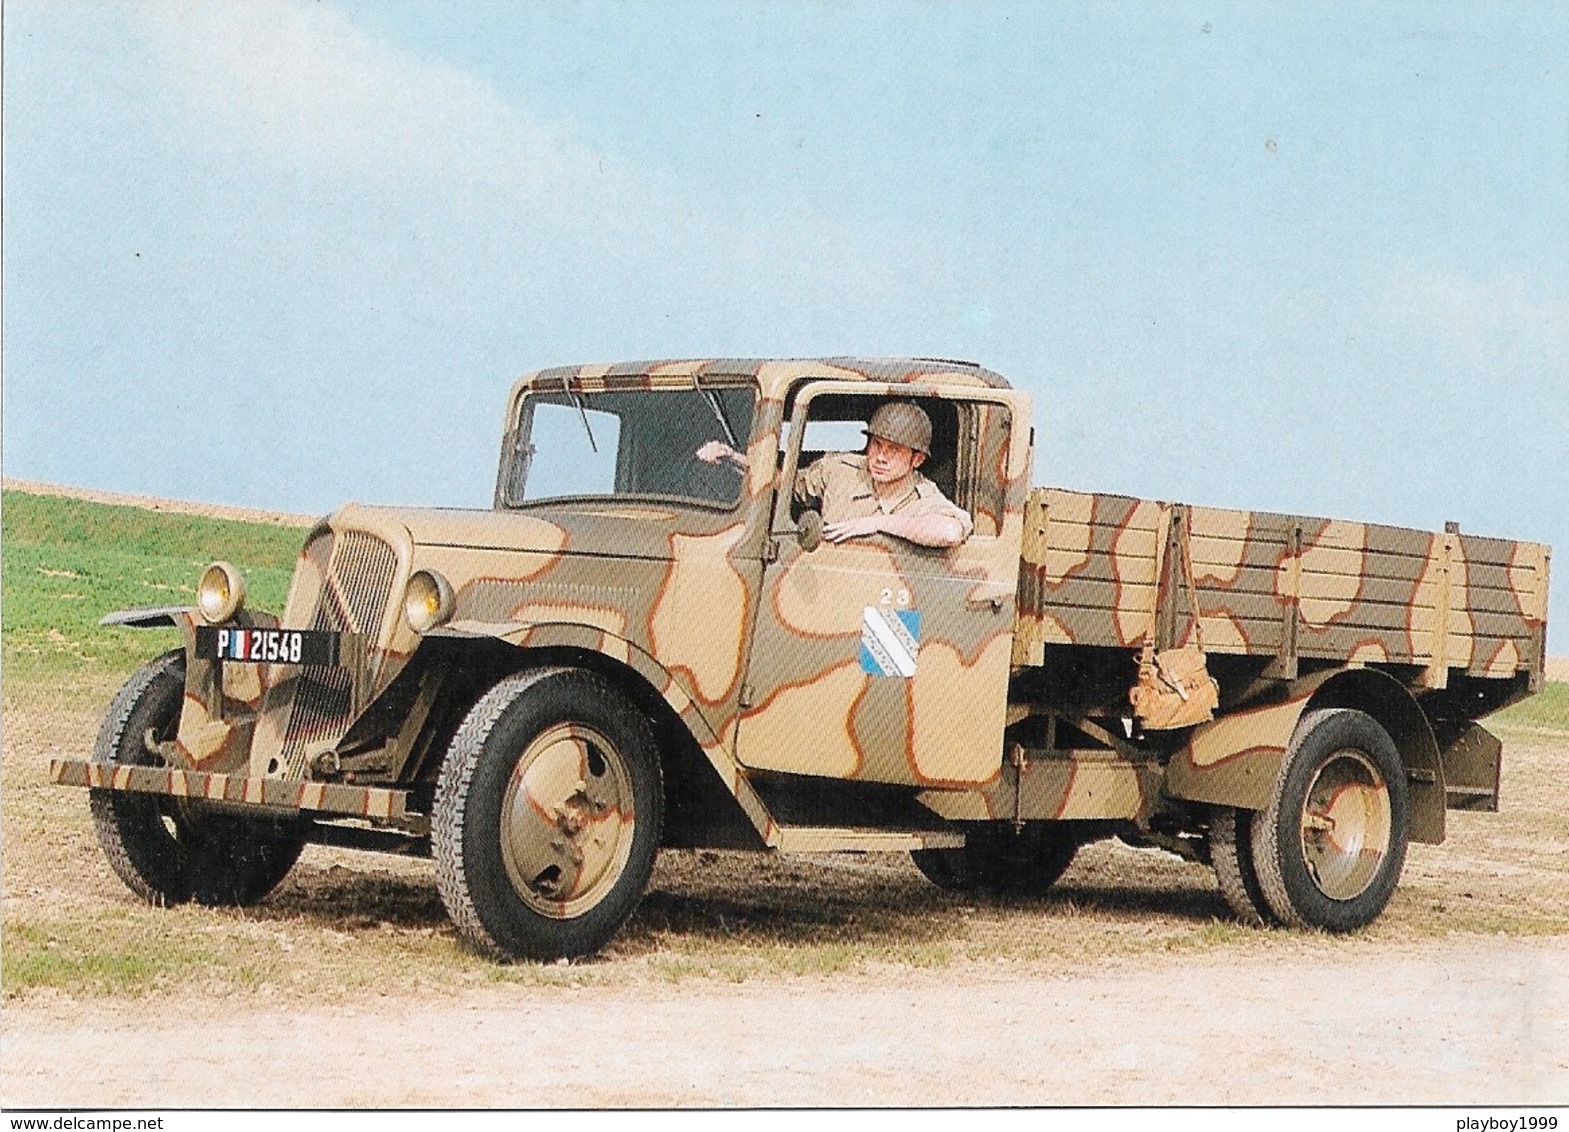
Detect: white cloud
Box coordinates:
(138, 5, 553, 181)
(131, 0, 631, 236)
(125, 0, 949, 337)
(1374, 266, 1569, 372)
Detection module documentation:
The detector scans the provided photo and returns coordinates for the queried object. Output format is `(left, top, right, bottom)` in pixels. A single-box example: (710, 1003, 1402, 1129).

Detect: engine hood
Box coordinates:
(338, 501, 744, 563)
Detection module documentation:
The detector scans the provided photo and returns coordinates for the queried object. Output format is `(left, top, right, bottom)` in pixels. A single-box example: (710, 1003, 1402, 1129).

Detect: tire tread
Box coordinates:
(1251, 708, 1408, 932)
(90, 650, 304, 908)
(1210, 807, 1274, 926)
(432, 667, 661, 961)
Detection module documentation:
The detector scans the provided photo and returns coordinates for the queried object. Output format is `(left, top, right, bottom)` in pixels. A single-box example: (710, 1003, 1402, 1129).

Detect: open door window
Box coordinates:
(773, 383, 1012, 540)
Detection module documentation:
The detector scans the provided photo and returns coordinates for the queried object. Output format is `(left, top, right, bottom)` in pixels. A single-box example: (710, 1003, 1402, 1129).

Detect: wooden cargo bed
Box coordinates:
(1013, 488, 1549, 688)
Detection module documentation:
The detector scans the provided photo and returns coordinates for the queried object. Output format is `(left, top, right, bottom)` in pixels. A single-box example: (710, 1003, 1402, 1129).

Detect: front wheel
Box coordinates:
(433, 667, 663, 961)
(1250, 708, 1409, 932)
(90, 651, 305, 906)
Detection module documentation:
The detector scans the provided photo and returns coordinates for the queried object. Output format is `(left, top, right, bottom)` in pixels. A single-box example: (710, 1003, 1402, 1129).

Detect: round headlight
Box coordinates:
(197, 561, 246, 624)
(404, 569, 455, 633)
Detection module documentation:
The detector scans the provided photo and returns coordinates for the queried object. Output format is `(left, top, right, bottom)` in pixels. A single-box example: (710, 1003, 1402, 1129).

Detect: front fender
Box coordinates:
(99, 606, 195, 629)
(429, 618, 781, 846)
(431, 616, 719, 740)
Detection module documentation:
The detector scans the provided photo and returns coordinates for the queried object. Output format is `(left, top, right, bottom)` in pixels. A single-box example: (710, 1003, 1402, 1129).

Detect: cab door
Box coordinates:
(736, 381, 1029, 788)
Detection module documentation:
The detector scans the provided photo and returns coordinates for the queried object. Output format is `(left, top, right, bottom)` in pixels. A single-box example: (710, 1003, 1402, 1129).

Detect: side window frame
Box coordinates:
(956, 400, 1012, 539)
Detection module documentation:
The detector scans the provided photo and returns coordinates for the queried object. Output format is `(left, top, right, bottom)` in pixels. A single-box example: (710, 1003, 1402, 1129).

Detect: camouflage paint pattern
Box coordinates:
(1160, 679, 1335, 813)
(739, 378, 1030, 788)
(916, 746, 1164, 825)
(50, 758, 408, 821)
(1014, 489, 1550, 686)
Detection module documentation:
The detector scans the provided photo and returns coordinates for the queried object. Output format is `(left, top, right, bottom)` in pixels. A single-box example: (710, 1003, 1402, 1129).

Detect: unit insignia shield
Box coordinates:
(860, 607, 921, 678)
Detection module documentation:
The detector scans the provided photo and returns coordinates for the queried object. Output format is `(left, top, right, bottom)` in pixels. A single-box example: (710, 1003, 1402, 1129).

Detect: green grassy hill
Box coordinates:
(1495, 676, 1568, 733)
(2, 489, 304, 687)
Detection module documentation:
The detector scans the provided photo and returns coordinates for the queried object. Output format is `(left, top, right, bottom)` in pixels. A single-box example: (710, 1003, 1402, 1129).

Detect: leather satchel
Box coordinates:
(1130, 641, 1219, 730)
(1129, 512, 1220, 731)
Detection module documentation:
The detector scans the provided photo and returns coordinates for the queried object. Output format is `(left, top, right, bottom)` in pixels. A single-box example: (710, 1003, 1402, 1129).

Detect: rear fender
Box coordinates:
(1306, 668, 1443, 844)
(1163, 667, 1444, 844)
(1163, 671, 1336, 814)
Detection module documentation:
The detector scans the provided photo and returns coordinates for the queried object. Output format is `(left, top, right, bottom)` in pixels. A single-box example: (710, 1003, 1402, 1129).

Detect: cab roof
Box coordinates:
(508, 357, 1012, 406)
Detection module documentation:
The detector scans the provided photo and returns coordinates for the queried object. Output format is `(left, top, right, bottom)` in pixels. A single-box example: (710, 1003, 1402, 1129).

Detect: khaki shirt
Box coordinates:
(794, 453, 974, 541)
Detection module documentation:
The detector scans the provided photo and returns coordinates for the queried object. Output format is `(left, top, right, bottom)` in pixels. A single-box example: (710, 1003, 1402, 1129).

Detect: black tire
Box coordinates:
(911, 823, 1078, 896)
(1250, 708, 1409, 932)
(433, 667, 663, 961)
(1210, 807, 1276, 926)
(90, 651, 305, 907)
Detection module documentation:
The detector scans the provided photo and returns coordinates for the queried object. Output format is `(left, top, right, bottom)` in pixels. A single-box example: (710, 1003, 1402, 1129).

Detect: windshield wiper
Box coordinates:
(562, 378, 598, 453)
(694, 373, 739, 449)
(507, 432, 536, 504)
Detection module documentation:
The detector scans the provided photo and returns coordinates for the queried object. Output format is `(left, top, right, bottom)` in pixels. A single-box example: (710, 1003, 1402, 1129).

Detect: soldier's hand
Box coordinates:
(823, 515, 886, 543)
(695, 440, 735, 465)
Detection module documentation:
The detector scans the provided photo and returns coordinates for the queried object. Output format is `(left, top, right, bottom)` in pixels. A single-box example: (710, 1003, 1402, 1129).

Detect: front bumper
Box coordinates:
(51, 758, 410, 822)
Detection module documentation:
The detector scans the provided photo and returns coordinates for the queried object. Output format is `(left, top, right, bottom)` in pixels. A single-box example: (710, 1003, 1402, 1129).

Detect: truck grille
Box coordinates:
(313, 530, 400, 635)
(275, 529, 401, 778)
(278, 669, 355, 775)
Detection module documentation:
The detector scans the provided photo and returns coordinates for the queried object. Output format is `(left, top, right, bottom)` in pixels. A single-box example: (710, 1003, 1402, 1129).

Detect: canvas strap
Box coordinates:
(1177, 509, 1207, 652)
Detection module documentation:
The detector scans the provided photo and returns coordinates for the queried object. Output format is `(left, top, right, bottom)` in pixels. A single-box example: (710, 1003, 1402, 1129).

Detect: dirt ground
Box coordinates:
(2, 933, 1566, 1107)
(7, 739, 1569, 1108)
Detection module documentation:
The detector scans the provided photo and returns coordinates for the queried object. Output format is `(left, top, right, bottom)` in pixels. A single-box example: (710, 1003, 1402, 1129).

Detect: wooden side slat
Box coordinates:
(1457, 534, 1519, 567)
(1031, 554, 1148, 585)
(1020, 488, 1543, 673)
(1471, 612, 1536, 641)
(1462, 587, 1528, 617)
(1298, 548, 1433, 580)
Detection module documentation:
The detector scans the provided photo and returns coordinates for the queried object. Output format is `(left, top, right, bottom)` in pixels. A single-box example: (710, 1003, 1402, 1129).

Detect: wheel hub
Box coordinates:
(1298, 748, 1392, 901)
(499, 723, 636, 919)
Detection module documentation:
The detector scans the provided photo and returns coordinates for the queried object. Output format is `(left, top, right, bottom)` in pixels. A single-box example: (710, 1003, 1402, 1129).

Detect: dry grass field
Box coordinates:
(3, 483, 1565, 1105)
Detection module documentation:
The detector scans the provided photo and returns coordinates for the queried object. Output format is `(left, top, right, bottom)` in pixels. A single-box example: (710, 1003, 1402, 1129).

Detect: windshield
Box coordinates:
(502, 384, 758, 509)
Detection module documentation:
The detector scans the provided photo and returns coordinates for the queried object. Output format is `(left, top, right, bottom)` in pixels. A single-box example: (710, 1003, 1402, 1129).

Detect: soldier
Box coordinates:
(697, 400, 973, 548)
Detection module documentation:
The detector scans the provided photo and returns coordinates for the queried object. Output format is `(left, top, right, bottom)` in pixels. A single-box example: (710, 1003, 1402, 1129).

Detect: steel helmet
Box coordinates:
(863, 401, 933, 456)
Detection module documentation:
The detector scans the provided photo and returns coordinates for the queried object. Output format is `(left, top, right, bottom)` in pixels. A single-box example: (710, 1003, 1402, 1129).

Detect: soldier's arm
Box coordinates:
(881, 511, 968, 548)
(824, 511, 968, 548)
(794, 456, 828, 505)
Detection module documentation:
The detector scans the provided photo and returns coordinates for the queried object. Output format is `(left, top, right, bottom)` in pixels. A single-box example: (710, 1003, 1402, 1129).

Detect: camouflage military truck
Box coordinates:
(53, 358, 1552, 959)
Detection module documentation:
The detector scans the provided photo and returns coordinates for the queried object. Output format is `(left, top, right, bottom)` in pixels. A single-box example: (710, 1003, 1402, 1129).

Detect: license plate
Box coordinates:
(194, 626, 341, 666)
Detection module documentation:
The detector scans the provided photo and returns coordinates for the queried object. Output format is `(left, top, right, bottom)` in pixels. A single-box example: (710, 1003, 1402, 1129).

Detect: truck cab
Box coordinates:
(61, 359, 1037, 959)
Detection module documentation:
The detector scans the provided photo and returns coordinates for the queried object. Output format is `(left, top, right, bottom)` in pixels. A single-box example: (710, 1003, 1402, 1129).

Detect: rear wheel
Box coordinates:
(90, 651, 305, 906)
(1250, 708, 1409, 932)
(911, 823, 1078, 896)
(433, 667, 663, 961)
(1210, 807, 1275, 926)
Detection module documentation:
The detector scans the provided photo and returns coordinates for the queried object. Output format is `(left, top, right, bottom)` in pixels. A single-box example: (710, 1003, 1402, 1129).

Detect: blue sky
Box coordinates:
(5, 2, 1566, 648)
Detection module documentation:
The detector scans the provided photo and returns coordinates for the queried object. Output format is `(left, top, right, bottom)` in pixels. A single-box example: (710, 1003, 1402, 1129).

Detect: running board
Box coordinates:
(771, 826, 964, 854)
